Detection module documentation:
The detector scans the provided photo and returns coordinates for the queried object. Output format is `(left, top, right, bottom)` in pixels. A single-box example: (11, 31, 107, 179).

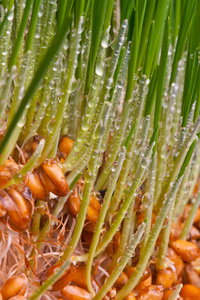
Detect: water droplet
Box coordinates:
(106, 77, 114, 89)
(95, 64, 103, 77)
(141, 157, 150, 169)
(142, 193, 151, 207)
(84, 170, 93, 182)
(7, 13, 14, 21)
(19, 86, 24, 99)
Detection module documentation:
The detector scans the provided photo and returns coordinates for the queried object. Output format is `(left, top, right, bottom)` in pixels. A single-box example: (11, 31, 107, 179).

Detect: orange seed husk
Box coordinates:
(0, 189, 32, 232)
(135, 285, 164, 300)
(39, 168, 61, 196)
(167, 247, 184, 277)
(61, 285, 93, 300)
(170, 240, 200, 262)
(156, 268, 176, 289)
(180, 284, 200, 299)
(86, 206, 99, 222)
(59, 137, 73, 159)
(24, 171, 49, 200)
(71, 263, 92, 290)
(42, 160, 69, 194)
(67, 186, 81, 217)
(89, 194, 101, 211)
(0, 275, 28, 300)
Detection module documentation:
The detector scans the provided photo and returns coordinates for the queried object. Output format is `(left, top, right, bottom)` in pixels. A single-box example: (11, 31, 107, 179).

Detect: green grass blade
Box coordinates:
(84, 0, 108, 94)
(144, 65, 158, 116)
(171, 0, 181, 46)
(56, 0, 69, 30)
(170, 0, 195, 84)
(177, 139, 197, 180)
(0, 10, 10, 37)
(25, 0, 42, 52)
(0, 20, 71, 157)
(74, 0, 85, 29)
(93, 223, 146, 300)
(182, 48, 199, 127)
(102, 0, 114, 34)
(124, 120, 138, 149)
(143, 20, 155, 76)
(136, 0, 156, 70)
(124, 0, 146, 101)
(8, 0, 34, 71)
(154, 17, 170, 130)
(146, 0, 170, 74)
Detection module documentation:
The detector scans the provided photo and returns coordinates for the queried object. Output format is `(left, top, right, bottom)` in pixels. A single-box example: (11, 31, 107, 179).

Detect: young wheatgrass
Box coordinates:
(132, 114, 151, 174)
(8, 0, 34, 72)
(156, 139, 197, 271)
(173, 156, 194, 222)
(109, 193, 135, 270)
(155, 117, 200, 211)
(95, 99, 131, 191)
(0, 3, 13, 77)
(85, 147, 126, 295)
(94, 44, 131, 191)
(140, 151, 157, 254)
(8, 52, 31, 127)
(35, 22, 82, 166)
(0, 0, 74, 157)
(153, 18, 171, 201)
(116, 168, 186, 299)
(0, 1, 200, 299)
(63, 20, 128, 173)
(0, 10, 11, 36)
(93, 132, 155, 257)
(61, 29, 108, 172)
(106, 76, 148, 220)
(70, 132, 156, 266)
(58, 122, 105, 264)
(92, 223, 146, 300)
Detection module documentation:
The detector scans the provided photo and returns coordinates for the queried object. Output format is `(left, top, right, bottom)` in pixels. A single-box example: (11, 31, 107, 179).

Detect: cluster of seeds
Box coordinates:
(0, 135, 200, 300)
